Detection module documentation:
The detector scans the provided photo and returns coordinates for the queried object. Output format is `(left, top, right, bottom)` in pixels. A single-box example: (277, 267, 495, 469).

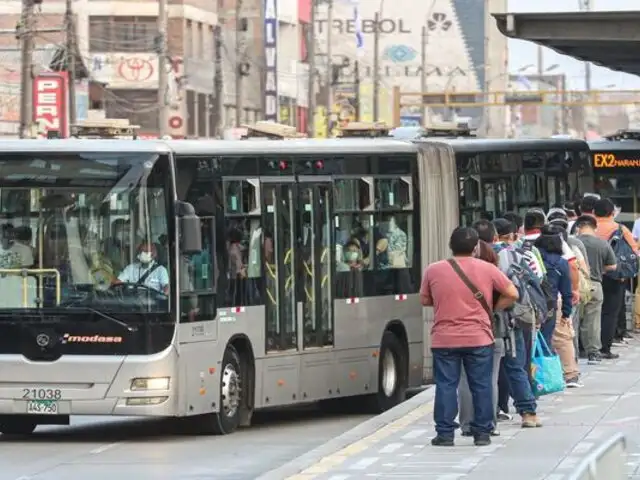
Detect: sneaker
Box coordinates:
(431, 435, 454, 447)
(497, 410, 512, 421)
(565, 377, 584, 388)
(600, 351, 620, 360)
(587, 353, 601, 365)
(521, 413, 542, 428)
(461, 431, 472, 437)
(474, 435, 491, 446)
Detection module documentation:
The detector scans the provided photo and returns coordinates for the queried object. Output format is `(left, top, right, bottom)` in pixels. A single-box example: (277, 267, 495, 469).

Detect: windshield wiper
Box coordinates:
(78, 307, 137, 332)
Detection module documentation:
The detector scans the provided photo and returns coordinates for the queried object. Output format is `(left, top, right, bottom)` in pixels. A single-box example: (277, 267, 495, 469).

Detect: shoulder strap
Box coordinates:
(137, 262, 161, 285)
(446, 259, 492, 318)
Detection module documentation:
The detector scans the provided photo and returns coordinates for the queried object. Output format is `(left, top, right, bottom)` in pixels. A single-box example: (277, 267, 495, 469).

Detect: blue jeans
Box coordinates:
(503, 327, 537, 415)
(540, 309, 557, 348)
(432, 345, 494, 438)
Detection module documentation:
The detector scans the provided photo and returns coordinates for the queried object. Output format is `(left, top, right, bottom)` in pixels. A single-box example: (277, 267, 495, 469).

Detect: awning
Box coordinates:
(492, 11, 640, 76)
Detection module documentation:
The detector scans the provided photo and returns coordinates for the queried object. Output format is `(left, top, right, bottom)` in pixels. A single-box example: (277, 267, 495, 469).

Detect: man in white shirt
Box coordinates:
(117, 243, 169, 294)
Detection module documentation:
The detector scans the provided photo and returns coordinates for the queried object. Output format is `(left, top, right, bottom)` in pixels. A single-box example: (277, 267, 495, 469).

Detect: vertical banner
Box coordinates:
(264, 0, 278, 122)
(32, 72, 69, 138)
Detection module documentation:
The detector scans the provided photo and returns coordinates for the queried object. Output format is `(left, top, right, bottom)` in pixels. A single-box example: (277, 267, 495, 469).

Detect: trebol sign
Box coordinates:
(264, 0, 278, 122)
(32, 73, 69, 138)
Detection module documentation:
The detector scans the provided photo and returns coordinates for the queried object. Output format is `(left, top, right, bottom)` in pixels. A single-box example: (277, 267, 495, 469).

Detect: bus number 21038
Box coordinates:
(22, 388, 62, 400)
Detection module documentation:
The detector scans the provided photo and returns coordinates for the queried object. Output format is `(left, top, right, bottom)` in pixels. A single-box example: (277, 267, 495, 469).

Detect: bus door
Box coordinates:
(298, 177, 334, 349)
(262, 178, 298, 351)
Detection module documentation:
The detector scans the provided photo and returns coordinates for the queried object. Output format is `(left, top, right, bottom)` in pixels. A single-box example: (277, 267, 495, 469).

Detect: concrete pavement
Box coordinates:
(261, 338, 640, 480)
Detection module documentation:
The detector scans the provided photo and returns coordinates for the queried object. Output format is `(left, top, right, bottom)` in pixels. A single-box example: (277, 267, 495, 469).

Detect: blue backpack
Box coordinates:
(606, 227, 639, 280)
(500, 249, 551, 328)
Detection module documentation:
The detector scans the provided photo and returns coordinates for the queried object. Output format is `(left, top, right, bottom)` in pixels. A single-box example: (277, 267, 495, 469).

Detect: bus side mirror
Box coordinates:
(176, 201, 202, 253)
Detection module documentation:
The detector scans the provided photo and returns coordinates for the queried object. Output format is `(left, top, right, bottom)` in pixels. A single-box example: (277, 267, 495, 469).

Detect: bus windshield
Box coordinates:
(0, 152, 171, 315)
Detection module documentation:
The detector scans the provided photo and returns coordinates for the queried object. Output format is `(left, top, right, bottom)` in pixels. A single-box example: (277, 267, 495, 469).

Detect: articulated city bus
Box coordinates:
(589, 131, 640, 228)
(0, 131, 591, 437)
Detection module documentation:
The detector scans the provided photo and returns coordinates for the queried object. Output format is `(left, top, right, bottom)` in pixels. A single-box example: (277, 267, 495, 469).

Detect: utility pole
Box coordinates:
(420, 25, 427, 125)
(324, 0, 333, 131)
(212, 24, 223, 137)
(372, 12, 380, 121)
(19, 0, 35, 138)
(65, 0, 77, 125)
(307, 0, 316, 136)
(354, 60, 360, 121)
(235, 0, 245, 127)
(157, 0, 169, 136)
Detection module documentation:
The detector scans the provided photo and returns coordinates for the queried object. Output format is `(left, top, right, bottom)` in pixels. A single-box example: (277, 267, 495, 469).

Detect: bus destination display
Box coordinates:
(593, 152, 640, 169)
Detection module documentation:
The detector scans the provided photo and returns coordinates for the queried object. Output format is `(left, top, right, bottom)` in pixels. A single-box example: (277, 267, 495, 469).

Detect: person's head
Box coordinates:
(493, 218, 516, 243)
(594, 198, 615, 219)
(228, 226, 243, 244)
(547, 208, 569, 231)
(472, 219, 497, 243)
(548, 223, 568, 242)
(580, 195, 598, 215)
(474, 240, 499, 265)
(524, 209, 546, 232)
(381, 214, 397, 232)
(534, 225, 563, 254)
(137, 242, 157, 265)
(502, 212, 523, 231)
(449, 227, 479, 257)
(563, 200, 580, 219)
(13, 226, 32, 245)
(574, 214, 597, 235)
(344, 240, 362, 265)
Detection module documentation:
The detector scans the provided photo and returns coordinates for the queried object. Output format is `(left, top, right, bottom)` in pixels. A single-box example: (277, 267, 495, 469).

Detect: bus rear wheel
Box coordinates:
(366, 331, 407, 413)
(209, 345, 242, 435)
(0, 417, 37, 436)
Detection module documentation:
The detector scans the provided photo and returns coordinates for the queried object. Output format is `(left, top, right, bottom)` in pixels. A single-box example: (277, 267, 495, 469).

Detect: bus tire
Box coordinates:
(0, 417, 37, 436)
(210, 344, 243, 435)
(367, 331, 407, 413)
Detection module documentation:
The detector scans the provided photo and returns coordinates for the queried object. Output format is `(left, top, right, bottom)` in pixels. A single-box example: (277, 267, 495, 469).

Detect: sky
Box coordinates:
(507, 0, 640, 90)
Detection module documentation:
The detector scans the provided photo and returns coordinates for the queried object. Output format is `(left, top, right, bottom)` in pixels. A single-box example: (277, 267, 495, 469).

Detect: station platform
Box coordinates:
(260, 338, 640, 480)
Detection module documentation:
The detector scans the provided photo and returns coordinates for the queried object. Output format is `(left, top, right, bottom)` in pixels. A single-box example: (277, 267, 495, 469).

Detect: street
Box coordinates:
(0, 407, 372, 480)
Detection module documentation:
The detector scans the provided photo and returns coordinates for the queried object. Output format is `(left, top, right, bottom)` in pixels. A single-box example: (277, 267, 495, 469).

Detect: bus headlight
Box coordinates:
(130, 377, 170, 391)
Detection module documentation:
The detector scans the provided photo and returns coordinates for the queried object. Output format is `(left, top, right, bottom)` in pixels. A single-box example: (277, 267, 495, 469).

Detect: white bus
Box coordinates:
(0, 131, 591, 436)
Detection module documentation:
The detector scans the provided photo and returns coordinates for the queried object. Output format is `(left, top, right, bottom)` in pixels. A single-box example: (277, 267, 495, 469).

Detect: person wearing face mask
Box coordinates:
(117, 243, 169, 294)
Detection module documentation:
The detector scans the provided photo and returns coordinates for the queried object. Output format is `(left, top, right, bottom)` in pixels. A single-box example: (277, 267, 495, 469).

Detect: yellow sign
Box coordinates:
(594, 152, 640, 168)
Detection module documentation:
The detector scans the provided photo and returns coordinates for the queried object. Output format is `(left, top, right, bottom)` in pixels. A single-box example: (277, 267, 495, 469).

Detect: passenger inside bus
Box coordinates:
(13, 226, 34, 267)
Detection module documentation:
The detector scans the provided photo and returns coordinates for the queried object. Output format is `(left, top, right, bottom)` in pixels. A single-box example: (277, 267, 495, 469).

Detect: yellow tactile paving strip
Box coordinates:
(285, 401, 435, 479)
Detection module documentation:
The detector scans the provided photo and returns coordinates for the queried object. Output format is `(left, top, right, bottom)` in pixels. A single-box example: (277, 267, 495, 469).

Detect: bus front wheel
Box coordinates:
(209, 345, 242, 435)
(0, 416, 37, 436)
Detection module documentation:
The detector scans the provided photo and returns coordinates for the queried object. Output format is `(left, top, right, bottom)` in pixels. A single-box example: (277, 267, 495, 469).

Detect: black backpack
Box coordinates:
(517, 241, 556, 318)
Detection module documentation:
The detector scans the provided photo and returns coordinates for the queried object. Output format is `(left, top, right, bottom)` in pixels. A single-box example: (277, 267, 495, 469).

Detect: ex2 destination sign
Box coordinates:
(593, 152, 640, 169)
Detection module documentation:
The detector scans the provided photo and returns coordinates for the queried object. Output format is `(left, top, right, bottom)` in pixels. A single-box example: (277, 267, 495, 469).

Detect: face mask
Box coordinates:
(138, 252, 153, 264)
(345, 251, 359, 262)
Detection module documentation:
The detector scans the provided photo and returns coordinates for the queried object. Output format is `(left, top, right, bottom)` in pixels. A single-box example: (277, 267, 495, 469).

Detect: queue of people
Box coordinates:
(420, 195, 637, 446)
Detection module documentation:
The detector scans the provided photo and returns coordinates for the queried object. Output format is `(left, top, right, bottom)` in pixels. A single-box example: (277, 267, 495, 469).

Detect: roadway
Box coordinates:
(0, 406, 373, 480)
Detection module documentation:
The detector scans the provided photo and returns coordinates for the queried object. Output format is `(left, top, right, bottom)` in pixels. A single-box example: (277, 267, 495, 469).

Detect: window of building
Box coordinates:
(89, 16, 157, 53)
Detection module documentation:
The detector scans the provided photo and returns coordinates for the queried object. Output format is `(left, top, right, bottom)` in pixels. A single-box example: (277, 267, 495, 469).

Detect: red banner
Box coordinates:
(32, 72, 69, 138)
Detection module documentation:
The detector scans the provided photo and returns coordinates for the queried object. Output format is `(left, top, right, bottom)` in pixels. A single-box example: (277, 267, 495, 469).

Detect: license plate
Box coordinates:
(26, 400, 58, 415)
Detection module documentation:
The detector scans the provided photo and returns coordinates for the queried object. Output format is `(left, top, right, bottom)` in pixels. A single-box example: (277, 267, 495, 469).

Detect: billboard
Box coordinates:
(33, 72, 69, 138)
(0, 69, 20, 136)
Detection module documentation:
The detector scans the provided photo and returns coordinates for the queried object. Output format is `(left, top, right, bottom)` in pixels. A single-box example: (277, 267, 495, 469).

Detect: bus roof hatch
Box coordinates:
(418, 122, 476, 138)
(338, 122, 391, 138)
(241, 122, 306, 139)
(70, 119, 141, 139)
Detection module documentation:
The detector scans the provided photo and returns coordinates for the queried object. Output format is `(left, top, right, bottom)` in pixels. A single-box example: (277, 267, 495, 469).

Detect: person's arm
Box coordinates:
(569, 259, 580, 305)
(159, 266, 170, 294)
(559, 260, 573, 318)
(492, 266, 518, 311)
(419, 266, 432, 306)
(116, 265, 131, 283)
(604, 243, 617, 272)
(633, 219, 640, 242)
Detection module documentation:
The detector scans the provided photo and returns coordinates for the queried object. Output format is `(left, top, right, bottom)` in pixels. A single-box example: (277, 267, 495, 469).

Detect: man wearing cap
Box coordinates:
(117, 243, 169, 294)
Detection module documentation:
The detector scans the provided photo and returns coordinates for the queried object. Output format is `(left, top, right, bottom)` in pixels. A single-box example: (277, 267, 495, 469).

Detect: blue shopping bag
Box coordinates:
(530, 331, 565, 397)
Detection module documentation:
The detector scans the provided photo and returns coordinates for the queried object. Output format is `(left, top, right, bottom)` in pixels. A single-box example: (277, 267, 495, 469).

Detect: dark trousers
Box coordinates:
(432, 345, 494, 439)
(497, 359, 510, 413)
(503, 327, 537, 415)
(601, 277, 626, 353)
(615, 280, 630, 340)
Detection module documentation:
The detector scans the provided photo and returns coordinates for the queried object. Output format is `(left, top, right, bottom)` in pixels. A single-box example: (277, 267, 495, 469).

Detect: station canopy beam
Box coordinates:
(492, 11, 640, 76)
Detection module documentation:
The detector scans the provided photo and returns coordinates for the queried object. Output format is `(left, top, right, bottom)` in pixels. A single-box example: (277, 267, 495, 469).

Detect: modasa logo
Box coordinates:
(61, 334, 123, 344)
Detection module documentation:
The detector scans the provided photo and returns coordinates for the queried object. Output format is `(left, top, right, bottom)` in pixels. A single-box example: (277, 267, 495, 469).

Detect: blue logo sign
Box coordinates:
(384, 45, 417, 63)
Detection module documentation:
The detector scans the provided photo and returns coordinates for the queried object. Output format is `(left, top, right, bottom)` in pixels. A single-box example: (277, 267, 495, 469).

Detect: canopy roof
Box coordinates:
(492, 11, 640, 76)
